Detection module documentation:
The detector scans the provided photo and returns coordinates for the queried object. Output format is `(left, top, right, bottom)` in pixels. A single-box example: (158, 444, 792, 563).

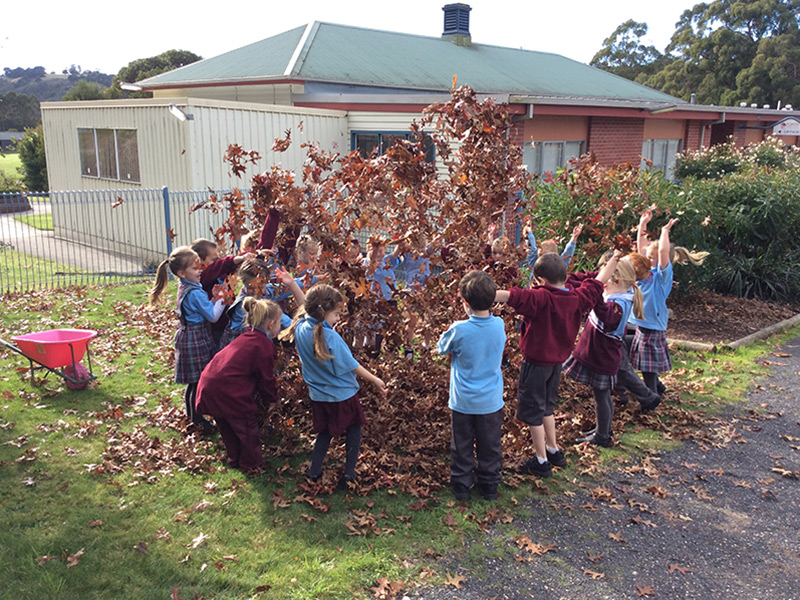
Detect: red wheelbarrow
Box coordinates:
(0, 329, 97, 390)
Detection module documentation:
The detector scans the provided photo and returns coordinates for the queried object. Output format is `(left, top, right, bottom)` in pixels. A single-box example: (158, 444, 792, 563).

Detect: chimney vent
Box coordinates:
(442, 4, 472, 46)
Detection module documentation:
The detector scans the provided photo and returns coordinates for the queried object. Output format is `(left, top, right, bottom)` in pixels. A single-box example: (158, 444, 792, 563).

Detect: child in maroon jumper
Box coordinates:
(196, 298, 283, 473)
(494, 253, 604, 477)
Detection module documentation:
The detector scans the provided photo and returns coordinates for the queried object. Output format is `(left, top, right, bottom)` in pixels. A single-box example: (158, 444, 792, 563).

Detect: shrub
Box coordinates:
(17, 124, 48, 191)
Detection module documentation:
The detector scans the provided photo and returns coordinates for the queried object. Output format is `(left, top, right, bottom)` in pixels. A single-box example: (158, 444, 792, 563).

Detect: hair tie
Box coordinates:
(317, 304, 323, 310)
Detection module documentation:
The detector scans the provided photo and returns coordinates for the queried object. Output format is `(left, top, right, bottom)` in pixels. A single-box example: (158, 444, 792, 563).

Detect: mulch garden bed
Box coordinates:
(667, 290, 799, 345)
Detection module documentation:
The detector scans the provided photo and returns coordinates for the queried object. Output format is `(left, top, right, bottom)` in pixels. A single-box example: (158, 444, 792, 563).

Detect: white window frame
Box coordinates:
(522, 140, 586, 178)
(78, 128, 140, 183)
(641, 138, 683, 180)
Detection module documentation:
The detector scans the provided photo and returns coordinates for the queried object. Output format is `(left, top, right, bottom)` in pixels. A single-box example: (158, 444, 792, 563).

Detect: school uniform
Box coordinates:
(630, 263, 673, 373)
(200, 256, 239, 345)
(526, 231, 577, 270)
(174, 281, 220, 384)
(506, 279, 603, 426)
(196, 327, 277, 471)
(363, 254, 399, 301)
(398, 254, 430, 288)
(437, 314, 506, 489)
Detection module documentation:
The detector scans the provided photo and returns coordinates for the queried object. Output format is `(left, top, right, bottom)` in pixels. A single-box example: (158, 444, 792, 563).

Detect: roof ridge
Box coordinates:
(284, 22, 319, 77)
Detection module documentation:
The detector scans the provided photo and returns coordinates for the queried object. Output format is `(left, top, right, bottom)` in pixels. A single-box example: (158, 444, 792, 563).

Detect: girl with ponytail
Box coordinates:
(196, 298, 284, 473)
(563, 252, 652, 447)
(149, 246, 225, 431)
(280, 283, 387, 488)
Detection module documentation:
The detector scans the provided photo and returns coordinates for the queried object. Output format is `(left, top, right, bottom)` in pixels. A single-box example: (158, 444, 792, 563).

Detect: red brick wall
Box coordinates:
(508, 120, 525, 147)
(587, 117, 645, 166)
(684, 121, 702, 151)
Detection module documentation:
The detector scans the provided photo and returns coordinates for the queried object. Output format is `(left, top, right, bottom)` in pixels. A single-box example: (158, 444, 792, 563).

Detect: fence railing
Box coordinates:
(0, 188, 241, 293)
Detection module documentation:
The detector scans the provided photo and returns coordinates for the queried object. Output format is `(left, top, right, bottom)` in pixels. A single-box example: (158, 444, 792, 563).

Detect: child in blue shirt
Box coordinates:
(524, 221, 582, 271)
(280, 283, 386, 488)
(437, 270, 507, 501)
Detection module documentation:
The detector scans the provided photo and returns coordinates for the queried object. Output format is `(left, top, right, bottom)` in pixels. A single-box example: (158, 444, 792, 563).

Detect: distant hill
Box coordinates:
(0, 67, 113, 103)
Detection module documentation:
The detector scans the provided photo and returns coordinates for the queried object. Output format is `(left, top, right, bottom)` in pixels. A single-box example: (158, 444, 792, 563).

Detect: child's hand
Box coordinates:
(571, 223, 584, 241)
(522, 224, 532, 237)
(373, 377, 388, 395)
(639, 210, 652, 226)
(211, 283, 227, 301)
(663, 218, 679, 232)
(487, 222, 498, 240)
(257, 248, 277, 259)
(274, 265, 293, 286)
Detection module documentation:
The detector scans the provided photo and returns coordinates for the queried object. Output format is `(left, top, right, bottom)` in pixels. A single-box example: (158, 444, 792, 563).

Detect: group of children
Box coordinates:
(148, 209, 707, 498)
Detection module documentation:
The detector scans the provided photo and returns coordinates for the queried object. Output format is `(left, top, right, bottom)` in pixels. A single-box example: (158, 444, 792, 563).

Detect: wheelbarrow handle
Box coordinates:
(0, 337, 23, 355)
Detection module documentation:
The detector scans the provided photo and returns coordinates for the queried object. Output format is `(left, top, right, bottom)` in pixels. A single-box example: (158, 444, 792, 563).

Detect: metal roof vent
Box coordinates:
(442, 3, 472, 46)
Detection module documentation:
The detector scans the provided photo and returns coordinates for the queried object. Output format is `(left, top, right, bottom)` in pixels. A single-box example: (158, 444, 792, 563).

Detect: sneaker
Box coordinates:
(519, 457, 552, 478)
(640, 395, 662, 412)
(546, 449, 567, 467)
(580, 425, 597, 437)
(452, 482, 472, 501)
(576, 433, 612, 448)
(478, 483, 498, 501)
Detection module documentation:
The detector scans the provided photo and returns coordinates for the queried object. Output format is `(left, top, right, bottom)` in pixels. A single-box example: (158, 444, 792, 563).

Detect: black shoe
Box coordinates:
(580, 425, 597, 437)
(337, 475, 357, 491)
(452, 482, 471, 501)
(657, 380, 666, 395)
(546, 449, 567, 467)
(576, 433, 612, 448)
(640, 395, 662, 412)
(305, 472, 322, 483)
(519, 457, 552, 478)
(478, 483, 498, 501)
(613, 389, 630, 406)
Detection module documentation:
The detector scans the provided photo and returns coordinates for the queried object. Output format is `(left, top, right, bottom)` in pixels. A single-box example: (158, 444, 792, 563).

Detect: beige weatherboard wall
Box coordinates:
(40, 98, 347, 262)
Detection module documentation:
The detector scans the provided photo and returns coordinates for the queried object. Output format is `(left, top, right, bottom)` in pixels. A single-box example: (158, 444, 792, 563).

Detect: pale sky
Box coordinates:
(2, 1, 695, 75)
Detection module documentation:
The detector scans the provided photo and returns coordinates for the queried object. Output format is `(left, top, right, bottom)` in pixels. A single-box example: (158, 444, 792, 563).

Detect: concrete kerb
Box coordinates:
(668, 312, 800, 353)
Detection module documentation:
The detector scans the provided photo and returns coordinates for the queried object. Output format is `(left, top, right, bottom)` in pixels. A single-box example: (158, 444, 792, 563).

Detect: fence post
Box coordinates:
(162, 186, 172, 255)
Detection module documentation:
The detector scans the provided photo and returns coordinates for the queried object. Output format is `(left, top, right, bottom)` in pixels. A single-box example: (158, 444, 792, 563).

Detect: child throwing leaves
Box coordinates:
(149, 246, 225, 431)
(280, 283, 387, 488)
(196, 298, 283, 473)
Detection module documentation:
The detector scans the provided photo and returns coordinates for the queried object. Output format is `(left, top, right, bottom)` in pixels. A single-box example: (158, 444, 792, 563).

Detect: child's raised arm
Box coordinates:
(354, 365, 387, 394)
(637, 210, 652, 255)
(275, 265, 306, 306)
(659, 218, 678, 269)
(595, 250, 622, 283)
(495, 290, 511, 303)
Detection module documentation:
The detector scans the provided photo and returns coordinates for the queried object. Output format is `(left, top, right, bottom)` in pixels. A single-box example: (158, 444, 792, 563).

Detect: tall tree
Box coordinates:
(590, 20, 664, 81)
(110, 50, 202, 98)
(62, 80, 106, 101)
(0, 91, 40, 130)
(17, 124, 48, 191)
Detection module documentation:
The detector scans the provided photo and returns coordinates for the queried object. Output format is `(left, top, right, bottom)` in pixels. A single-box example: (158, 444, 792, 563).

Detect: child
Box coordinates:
(437, 271, 507, 501)
(525, 222, 582, 270)
(149, 246, 225, 431)
(394, 237, 431, 359)
(494, 253, 604, 477)
(192, 238, 255, 346)
(274, 234, 319, 304)
(195, 298, 283, 473)
(563, 253, 651, 447)
(219, 261, 305, 349)
(363, 238, 399, 301)
(630, 211, 708, 395)
(280, 283, 387, 487)
(483, 223, 520, 288)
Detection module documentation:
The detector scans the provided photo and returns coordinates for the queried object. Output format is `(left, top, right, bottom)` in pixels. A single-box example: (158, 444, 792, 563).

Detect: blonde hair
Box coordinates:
(615, 258, 644, 320)
(243, 297, 282, 330)
(238, 257, 271, 294)
(240, 228, 261, 252)
(148, 246, 198, 305)
(296, 234, 319, 262)
(648, 241, 709, 266)
(491, 238, 506, 254)
(279, 283, 343, 361)
(540, 239, 558, 254)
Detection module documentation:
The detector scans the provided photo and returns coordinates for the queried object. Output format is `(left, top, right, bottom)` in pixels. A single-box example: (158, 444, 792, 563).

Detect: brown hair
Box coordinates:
(240, 228, 262, 252)
(148, 246, 198, 305)
(628, 252, 652, 281)
(533, 253, 567, 285)
(279, 283, 343, 361)
(460, 270, 497, 311)
(191, 238, 217, 261)
(615, 258, 644, 320)
(540, 239, 559, 255)
(242, 297, 282, 330)
(238, 257, 271, 294)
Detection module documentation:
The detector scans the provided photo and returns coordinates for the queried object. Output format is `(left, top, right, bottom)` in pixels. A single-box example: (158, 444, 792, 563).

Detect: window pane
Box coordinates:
(522, 141, 539, 174)
(116, 130, 140, 182)
(96, 129, 118, 180)
(541, 142, 562, 176)
(353, 133, 380, 158)
(78, 128, 98, 177)
(563, 141, 583, 166)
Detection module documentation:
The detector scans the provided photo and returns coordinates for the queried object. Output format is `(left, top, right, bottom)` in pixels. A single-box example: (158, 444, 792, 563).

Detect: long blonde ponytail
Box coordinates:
(617, 258, 644, 319)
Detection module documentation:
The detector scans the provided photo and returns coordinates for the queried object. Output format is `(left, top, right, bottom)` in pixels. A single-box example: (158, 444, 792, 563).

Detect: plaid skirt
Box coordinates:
(630, 327, 672, 373)
(175, 322, 216, 384)
(217, 325, 244, 351)
(563, 356, 617, 390)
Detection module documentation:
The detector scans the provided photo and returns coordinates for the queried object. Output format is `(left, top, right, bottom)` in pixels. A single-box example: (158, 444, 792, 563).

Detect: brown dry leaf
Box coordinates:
(133, 541, 148, 554)
(444, 572, 466, 589)
(66, 548, 85, 568)
(636, 584, 655, 596)
(36, 555, 56, 567)
(645, 485, 668, 498)
(587, 552, 603, 563)
(608, 532, 625, 543)
(689, 485, 715, 501)
(771, 466, 799, 479)
(668, 562, 691, 574)
(583, 568, 605, 580)
(88, 519, 104, 527)
(188, 532, 209, 549)
(442, 512, 458, 527)
(154, 527, 171, 541)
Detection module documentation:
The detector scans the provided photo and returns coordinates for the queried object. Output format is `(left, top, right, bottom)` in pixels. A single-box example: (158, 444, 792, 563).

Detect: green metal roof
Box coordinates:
(139, 22, 681, 103)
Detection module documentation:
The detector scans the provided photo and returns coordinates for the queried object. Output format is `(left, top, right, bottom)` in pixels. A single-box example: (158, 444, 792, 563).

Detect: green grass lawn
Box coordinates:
(0, 151, 22, 177)
(13, 212, 53, 231)
(0, 282, 794, 599)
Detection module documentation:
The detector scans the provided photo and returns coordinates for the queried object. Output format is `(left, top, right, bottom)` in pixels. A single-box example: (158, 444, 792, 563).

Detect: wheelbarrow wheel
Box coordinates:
(63, 362, 91, 390)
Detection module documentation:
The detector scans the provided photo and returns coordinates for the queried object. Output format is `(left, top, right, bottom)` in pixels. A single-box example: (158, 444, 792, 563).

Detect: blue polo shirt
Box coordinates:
(630, 262, 673, 331)
(400, 254, 430, 287)
(294, 315, 360, 403)
(363, 254, 399, 300)
(437, 314, 506, 415)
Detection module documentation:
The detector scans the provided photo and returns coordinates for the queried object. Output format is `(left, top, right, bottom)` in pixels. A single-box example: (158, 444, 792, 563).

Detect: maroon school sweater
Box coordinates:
(572, 298, 624, 375)
(507, 278, 603, 366)
(196, 329, 277, 419)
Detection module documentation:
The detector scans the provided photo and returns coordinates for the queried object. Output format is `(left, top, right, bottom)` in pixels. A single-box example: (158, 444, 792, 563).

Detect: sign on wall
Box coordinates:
(773, 117, 800, 136)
